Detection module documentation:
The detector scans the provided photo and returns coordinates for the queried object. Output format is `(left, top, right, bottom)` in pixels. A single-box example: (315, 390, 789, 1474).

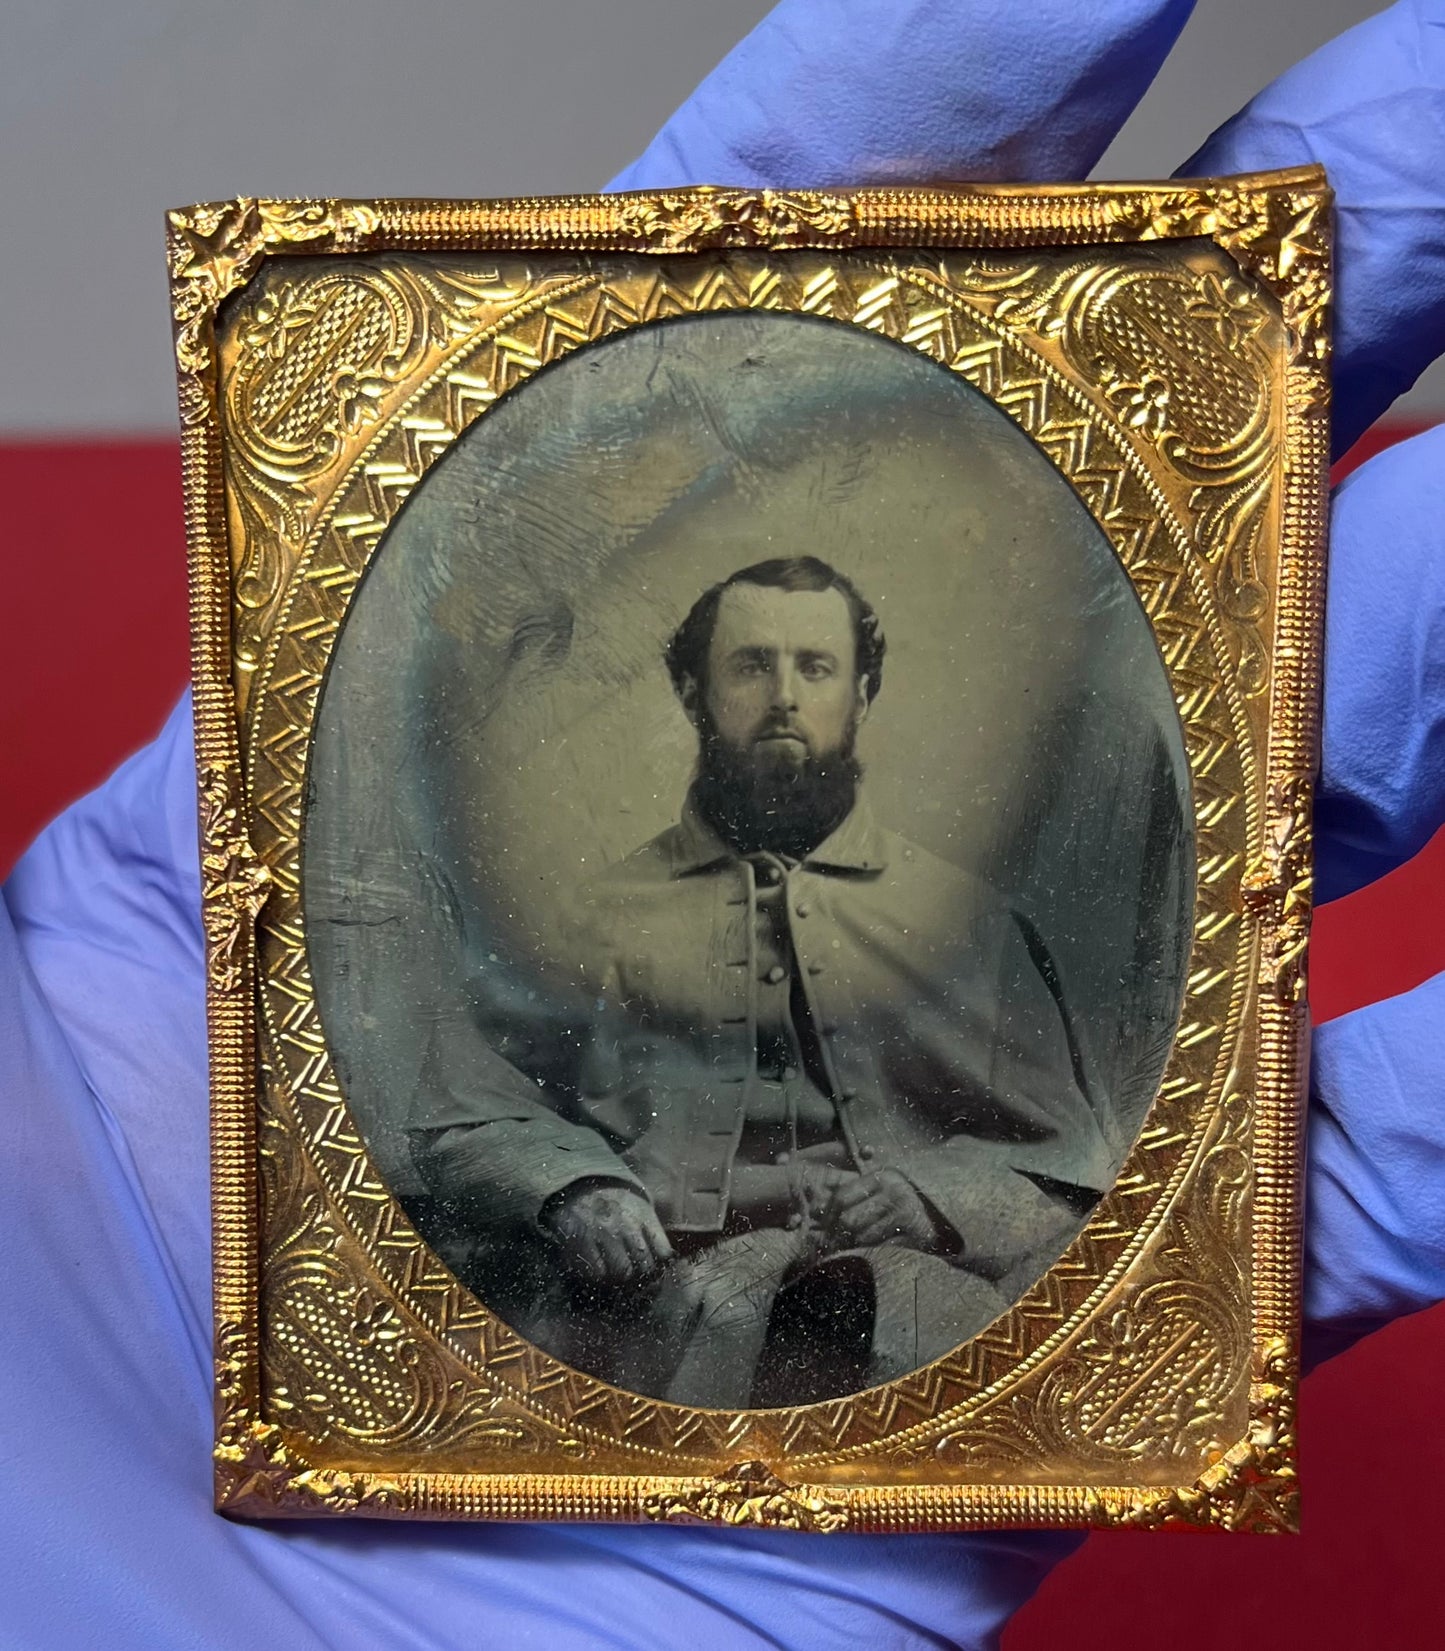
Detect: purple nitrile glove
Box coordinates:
(4, 3, 1445, 1647)
(1182, 0, 1445, 1363)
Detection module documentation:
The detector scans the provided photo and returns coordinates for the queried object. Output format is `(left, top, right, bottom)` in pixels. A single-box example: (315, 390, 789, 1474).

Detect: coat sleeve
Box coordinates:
(406, 988, 646, 1231)
(889, 906, 1117, 1281)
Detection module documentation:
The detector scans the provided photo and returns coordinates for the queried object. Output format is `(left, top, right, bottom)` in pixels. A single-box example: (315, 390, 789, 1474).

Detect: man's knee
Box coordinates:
(674, 1268, 771, 1337)
(752, 1254, 876, 1406)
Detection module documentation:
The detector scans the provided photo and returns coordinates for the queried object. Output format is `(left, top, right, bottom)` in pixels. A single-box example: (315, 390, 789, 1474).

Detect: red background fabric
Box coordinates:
(3, 432, 1441, 1647)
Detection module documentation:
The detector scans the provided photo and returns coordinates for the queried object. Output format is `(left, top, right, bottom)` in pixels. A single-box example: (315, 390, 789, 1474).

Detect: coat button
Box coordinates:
(858, 1146, 876, 1161)
(838, 1090, 858, 1104)
(764, 964, 787, 985)
(782, 1065, 799, 1082)
(776, 1150, 792, 1166)
(806, 962, 825, 977)
(795, 903, 811, 918)
(786, 1213, 803, 1230)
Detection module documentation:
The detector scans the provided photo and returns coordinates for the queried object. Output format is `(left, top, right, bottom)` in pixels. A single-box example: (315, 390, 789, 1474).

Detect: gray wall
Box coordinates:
(4, 0, 1437, 431)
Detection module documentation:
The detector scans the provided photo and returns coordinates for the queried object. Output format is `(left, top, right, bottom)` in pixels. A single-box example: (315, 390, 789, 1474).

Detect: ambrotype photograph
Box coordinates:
(304, 308, 1193, 1411)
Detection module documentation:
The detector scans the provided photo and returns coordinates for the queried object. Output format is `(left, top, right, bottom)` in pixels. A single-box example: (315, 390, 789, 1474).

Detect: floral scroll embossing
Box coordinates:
(1115, 1336, 1298, 1531)
(197, 763, 271, 996)
(1104, 184, 1330, 385)
(169, 199, 382, 428)
(1242, 771, 1314, 1004)
(214, 1319, 406, 1517)
(617, 188, 855, 252)
(643, 1461, 850, 1533)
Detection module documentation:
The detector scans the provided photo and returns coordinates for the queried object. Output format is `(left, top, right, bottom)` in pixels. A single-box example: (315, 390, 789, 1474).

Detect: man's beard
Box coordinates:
(692, 708, 862, 860)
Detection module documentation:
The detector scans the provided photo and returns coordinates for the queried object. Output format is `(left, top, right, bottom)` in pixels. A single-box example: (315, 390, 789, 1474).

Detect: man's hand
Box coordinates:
(541, 1180, 674, 1285)
(797, 1160, 852, 1223)
(828, 1167, 946, 1252)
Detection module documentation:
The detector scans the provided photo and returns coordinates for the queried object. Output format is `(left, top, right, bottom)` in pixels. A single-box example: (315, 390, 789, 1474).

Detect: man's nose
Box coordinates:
(771, 662, 800, 709)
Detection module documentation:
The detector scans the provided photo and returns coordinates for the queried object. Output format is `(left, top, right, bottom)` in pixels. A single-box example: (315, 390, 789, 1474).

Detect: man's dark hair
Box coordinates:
(665, 556, 886, 705)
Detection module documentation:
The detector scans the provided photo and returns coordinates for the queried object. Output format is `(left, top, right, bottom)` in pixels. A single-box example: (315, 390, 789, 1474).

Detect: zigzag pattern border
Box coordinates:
(241, 250, 1254, 1472)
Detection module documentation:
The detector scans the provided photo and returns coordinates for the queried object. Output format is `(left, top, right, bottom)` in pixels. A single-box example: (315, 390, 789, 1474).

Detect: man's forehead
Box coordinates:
(710, 583, 854, 652)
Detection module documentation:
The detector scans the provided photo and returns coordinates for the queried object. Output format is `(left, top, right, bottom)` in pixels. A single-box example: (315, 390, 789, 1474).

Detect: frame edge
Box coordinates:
(175, 171, 1330, 1532)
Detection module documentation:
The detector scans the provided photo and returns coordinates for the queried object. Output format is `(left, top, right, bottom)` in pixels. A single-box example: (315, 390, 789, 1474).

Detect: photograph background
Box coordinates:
(4, 5, 1441, 1647)
(307, 310, 1189, 1195)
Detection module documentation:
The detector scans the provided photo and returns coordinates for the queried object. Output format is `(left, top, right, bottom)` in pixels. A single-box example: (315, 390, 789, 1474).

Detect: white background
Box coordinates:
(4, 0, 1438, 432)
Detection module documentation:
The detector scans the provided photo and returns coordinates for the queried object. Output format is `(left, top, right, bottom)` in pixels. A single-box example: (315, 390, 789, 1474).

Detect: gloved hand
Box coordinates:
(3, 3, 1443, 1647)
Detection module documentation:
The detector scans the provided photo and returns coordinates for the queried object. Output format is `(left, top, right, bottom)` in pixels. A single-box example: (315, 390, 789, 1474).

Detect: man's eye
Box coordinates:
(736, 658, 768, 676)
(800, 660, 834, 680)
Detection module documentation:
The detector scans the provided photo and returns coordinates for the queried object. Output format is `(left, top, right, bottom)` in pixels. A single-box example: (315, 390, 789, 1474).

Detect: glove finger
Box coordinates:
(1315, 424, 1445, 902)
(4, 692, 212, 1338)
(609, 0, 1195, 192)
(1305, 968, 1445, 1367)
(1181, 0, 1445, 454)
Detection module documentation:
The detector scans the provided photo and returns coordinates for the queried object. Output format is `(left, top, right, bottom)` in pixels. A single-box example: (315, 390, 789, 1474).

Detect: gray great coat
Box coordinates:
(410, 794, 1123, 1397)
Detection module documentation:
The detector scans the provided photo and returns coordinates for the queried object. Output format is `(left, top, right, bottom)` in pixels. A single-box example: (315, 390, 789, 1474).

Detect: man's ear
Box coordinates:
(855, 678, 871, 723)
(679, 674, 701, 728)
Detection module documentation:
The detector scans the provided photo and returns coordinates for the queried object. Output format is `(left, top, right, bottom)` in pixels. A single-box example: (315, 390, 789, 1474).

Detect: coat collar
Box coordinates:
(667, 786, 890, 878)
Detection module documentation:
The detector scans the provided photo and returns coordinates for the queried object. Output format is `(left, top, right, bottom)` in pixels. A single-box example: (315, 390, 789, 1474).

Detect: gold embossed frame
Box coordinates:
(173, 173, 1329, 1532)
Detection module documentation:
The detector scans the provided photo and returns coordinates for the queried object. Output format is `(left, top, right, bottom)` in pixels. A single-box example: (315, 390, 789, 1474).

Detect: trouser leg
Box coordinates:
(615, 1227, 815, 1408)
(862, 1246, 1010, 1384)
